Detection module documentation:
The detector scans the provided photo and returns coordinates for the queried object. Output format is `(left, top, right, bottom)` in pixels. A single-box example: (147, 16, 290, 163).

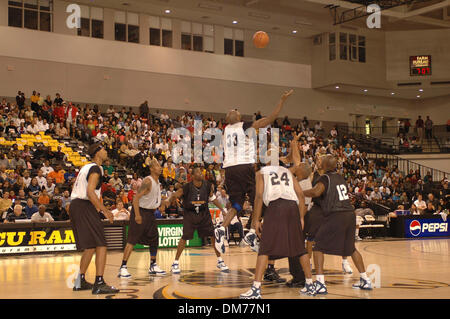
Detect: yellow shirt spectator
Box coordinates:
(163, 165, 176, 180)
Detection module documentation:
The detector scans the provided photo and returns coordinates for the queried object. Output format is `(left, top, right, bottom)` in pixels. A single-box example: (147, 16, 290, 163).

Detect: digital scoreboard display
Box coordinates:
(410, 55, 431, 76)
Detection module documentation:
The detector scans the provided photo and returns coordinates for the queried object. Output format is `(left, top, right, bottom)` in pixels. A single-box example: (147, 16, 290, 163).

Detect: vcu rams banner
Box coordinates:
(0, 227, 76, 255)
(405, 218, 449, 238)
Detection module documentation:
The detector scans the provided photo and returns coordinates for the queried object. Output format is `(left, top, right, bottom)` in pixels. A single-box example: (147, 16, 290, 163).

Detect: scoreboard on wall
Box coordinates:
(410, 55, 431, 76)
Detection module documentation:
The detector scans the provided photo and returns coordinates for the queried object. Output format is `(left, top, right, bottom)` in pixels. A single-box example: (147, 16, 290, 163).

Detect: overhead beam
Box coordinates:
(307, 0, 450, 26)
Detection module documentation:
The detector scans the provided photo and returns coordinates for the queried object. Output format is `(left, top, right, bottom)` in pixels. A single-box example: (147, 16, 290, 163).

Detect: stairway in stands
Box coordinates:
(421, 138, 440, 153)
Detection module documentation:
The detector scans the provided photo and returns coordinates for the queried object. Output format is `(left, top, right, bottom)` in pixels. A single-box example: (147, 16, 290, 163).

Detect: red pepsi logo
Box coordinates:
(410, 220, 421, 237)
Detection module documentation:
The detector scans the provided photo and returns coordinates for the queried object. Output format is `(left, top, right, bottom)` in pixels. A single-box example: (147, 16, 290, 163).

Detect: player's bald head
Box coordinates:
(321, 155, 337, 172)
(149, 158, 160, 170)
(226, 110, 241, 124)
(294, 162, 312, 180)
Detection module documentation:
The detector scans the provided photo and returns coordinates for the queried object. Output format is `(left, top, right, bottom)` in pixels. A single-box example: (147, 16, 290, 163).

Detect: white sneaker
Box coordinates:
(149, 263, 166, 276)
(217, 260, 230, 273)
(243, 231, 259, 253)
(118, 266, 131, 278)
(342, 261, 353, 274)
(171, 262, 181, 274)
(355, 236, 363, 241)
(239, 285, 261, 299)
(313, 280, 328, 295)
(214, 226, 226, 254)
(352, 277, 373, 290)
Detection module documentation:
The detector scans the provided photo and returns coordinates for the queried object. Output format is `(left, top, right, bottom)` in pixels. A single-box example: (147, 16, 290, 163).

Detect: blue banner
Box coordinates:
(404, 218, 449, 238)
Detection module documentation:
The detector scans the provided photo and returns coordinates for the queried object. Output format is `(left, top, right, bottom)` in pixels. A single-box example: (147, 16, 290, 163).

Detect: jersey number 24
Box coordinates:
(270, 172, 289, 186)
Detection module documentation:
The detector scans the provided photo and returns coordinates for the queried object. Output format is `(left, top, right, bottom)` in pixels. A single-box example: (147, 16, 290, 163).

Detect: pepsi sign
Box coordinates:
(405, 218, 449, 238)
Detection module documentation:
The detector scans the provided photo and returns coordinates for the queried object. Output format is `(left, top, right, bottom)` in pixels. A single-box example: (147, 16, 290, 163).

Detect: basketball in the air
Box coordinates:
(253, 31, 269, 48)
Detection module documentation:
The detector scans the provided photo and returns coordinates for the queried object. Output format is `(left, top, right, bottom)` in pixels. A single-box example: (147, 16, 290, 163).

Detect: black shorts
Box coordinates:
(259, 199, 307, 258)
(304, 205, 325, 242)
(182, 210, 214, 240)
(69, 199, 107, 251)
(127, 207, 158, 247)
(313, 210, 356, 257)
(225, 164, 255, 210)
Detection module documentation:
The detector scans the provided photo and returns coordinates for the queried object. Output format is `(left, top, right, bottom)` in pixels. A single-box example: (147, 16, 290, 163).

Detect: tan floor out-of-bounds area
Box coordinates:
(0, 238, 449, 299)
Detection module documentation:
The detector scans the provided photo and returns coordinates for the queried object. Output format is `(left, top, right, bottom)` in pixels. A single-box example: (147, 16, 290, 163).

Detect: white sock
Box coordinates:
(360, 272, 369, 280)
(316, 275, 325, 284)
(306, 278, 313, 285)
(355, 228, 360, 237)
(253, 281, 261, 288)
(342, 259, 349, 264)
(173, 260, 179, 264)
(217, 257, 223, 262)
(249, 228, 256, 234)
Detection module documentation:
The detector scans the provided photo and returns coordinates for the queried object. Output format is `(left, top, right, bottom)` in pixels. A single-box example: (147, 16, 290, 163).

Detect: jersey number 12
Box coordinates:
(336, 184, 349, 200)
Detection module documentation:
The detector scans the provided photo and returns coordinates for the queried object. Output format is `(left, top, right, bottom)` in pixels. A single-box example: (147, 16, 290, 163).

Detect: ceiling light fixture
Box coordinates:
(232, 20, 238, 24)
(164, 9, 171, 14)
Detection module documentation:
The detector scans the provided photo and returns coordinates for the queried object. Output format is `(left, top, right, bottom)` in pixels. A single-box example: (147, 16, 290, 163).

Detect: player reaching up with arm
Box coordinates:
(216, 90, 294, 254)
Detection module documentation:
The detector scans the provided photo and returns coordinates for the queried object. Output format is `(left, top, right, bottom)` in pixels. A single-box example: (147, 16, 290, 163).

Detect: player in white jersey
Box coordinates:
(118, 159, 167, 278)
(70, 143, 119, 294)
(214, 89, 294, 254)
(240, 164, 315, 299)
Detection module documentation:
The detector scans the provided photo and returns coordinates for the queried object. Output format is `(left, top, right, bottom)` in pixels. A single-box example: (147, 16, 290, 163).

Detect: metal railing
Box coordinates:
(367, 153, 449, 182)
(337, 125, 448, 154)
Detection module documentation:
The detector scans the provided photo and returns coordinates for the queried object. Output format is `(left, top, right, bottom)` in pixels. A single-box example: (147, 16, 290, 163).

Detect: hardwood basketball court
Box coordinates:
(1, 238, 449, 299)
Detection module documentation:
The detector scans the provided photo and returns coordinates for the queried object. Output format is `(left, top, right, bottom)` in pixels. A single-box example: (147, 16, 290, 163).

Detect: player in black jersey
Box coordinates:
(165, 166, 230, 274)
(303, 155, 373, 294)
(305, 155, 354, 275)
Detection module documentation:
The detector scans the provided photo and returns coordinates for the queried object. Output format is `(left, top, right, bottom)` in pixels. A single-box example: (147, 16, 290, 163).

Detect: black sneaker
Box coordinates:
(92, 282, 120, 295)
(263, 268, 286, 283)
(73, 279, 94, 291)
(286, 279, 305, 288)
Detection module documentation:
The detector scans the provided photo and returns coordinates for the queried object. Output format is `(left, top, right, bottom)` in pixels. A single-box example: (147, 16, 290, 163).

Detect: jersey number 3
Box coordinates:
(270, 172, 289, 186)
(336, 184, 349, 200)
(226, 133, 238, 147)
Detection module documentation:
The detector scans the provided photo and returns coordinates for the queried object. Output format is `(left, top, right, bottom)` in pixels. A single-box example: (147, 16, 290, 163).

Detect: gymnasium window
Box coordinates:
(181, 21, 214, 53)
(115, 11, 139, 43)
(339, 32, 348, 60)
(8, 0, 53, 32)
(329, 33, 336, 61)
(128, 13, 139, 43)
(350, 34, 357, 61)
(358, 36, 366, 63)
(149, 16, 173, 48)
(77, 6, 104, 39)
(224, 28, 244, 57)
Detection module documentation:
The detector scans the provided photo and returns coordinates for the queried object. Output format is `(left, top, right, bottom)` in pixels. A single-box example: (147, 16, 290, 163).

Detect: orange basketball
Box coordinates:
(253, 31, 269, 48)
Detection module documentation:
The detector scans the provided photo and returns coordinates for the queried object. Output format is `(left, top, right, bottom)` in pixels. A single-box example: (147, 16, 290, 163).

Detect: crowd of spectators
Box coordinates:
(0, 91, 448, 235)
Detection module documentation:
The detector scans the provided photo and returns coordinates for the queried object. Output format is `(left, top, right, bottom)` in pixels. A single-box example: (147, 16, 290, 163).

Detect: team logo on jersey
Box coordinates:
(409, 220, 421, 237)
